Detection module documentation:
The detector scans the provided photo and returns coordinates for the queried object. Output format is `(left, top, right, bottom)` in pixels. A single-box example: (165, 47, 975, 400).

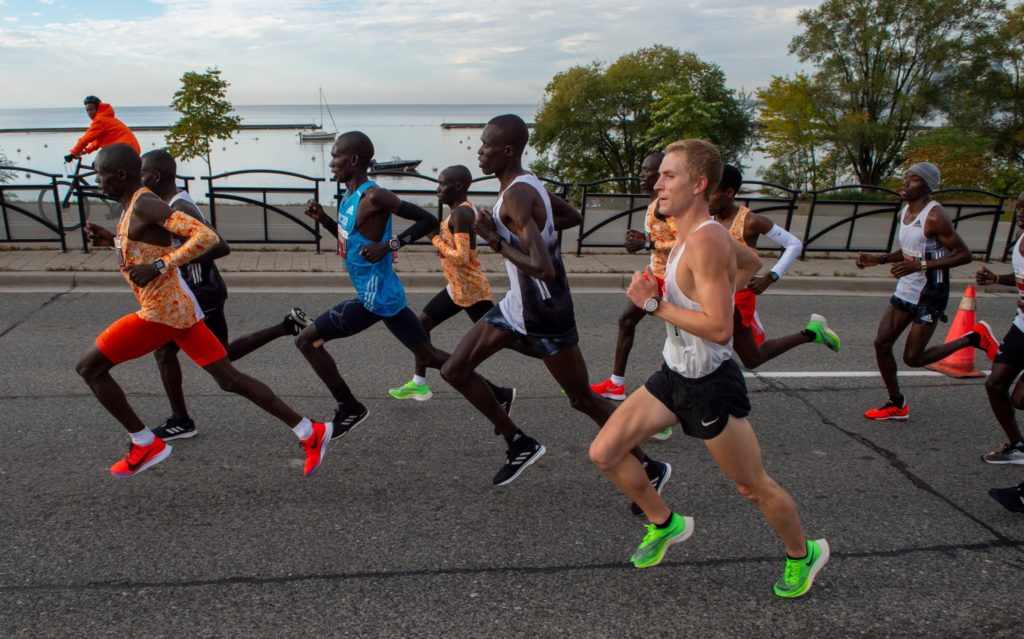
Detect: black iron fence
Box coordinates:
(0, 163, 1016, 261)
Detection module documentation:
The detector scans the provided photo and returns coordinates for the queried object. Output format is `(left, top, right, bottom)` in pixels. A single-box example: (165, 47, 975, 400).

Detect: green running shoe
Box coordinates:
(773, 538, 830, 598)
(806, 314, 840, 352)
(387, 380, 433, 401)
(630, 512, 694, 568)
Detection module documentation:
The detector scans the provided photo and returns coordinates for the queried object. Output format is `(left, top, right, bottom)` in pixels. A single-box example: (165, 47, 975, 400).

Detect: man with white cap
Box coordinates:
(855, 162, 996, 421)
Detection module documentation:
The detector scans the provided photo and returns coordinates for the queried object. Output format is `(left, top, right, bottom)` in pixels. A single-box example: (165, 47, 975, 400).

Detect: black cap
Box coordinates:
(83, 95, 101, 106)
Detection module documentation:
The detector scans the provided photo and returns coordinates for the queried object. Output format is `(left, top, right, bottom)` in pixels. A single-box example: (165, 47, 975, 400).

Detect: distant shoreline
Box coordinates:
(0, 123, 317, 134)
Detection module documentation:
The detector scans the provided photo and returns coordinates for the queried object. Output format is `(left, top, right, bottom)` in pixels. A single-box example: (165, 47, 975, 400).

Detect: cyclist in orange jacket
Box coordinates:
(65, 96, 140, 162)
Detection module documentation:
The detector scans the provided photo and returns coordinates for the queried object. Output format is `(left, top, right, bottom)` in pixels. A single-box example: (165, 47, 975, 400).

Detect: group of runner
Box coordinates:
(71, 97, 1024, 600)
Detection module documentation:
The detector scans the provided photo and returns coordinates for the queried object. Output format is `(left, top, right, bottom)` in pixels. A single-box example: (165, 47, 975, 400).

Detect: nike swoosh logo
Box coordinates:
(127, 446, 158, 471)
(806, 548, 817, 566)
(701, 417, 718, 427)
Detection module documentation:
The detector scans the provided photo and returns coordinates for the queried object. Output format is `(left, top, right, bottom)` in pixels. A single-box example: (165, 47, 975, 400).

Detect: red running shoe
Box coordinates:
(591, 378, 627, 401)
(110, 437, 172, 477)
(971, 321, 999, 361)
(300, 421, 333, 477)
(864, 400, 909, 421)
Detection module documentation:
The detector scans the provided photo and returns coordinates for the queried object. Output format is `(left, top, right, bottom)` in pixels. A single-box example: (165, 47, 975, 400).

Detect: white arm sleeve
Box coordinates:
(765, 224, 802, 277)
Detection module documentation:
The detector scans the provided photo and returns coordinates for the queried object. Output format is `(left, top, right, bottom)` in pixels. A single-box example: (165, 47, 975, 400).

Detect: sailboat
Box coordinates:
(299, 88, 338, 142)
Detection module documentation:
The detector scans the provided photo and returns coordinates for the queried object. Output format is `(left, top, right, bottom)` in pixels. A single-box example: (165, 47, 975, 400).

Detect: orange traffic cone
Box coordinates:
(926, 285, 984, 378)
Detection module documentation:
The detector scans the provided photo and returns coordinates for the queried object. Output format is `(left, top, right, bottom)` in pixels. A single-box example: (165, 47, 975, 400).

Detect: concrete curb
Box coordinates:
(0, 270, 990, 294)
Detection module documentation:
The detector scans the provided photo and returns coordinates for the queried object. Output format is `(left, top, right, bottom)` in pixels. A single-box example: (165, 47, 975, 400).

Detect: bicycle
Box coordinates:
(36, 157, 121, 232)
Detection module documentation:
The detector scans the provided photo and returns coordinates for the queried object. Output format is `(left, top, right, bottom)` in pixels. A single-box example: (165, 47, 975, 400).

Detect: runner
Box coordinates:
(588, 139, 829, 598)
(78, 144, 332, 478)
(713, 164, 840, 367)
(440, 114, 671, 493)
(298, 132, 515, 439)
(66, 96, 140, 162)
(973, 190, 1024, 464)
(134, 149, 313, 440)
(855, 162, 994, 421)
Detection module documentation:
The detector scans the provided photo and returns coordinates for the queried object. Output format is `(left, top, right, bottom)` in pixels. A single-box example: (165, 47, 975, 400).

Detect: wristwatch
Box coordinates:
(489, 237, 504, 253)
(388, 236, 402, 252)
(768, 271, 780, 282)
(643, 296, 661, 314)
(153, 258, 167, 274)
(920, 259, 928, 272)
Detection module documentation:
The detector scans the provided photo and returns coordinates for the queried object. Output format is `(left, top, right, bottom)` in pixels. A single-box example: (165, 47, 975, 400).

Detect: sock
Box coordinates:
(965, 331, 981, 347)
(413, 374, 427, 386)
(800, 328, 814, 340)
(328, 381, 357, 406)
(610, 374, 625, 386)
(130, 428, 155, 446)
(890, 394, 905, 408)
(507, 431, 525, 445)
(291, 418, 313, 440)
(655, 514, 674, 529)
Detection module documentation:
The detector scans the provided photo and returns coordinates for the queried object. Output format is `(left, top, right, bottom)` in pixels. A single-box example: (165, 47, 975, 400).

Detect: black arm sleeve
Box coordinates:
(395, 201, 439, 246)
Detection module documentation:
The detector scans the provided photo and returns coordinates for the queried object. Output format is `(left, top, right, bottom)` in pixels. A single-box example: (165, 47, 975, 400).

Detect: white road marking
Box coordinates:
(744, 370, 989, 378)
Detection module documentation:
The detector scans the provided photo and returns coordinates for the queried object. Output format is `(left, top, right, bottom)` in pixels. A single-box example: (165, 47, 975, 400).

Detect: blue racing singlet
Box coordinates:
(337, 180, 406, 316)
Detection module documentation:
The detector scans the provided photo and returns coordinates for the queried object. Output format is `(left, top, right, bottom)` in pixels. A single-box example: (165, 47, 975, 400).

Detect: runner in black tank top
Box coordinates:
(440, 114, 670, 493)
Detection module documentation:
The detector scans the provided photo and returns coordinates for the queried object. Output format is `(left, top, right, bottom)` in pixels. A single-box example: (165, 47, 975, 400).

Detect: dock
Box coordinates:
(0, 124, 317, 134)
(441, 122, 535, 130)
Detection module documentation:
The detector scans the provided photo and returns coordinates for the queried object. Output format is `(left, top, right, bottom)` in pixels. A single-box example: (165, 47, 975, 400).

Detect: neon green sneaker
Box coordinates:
(773, 538, 830, 598)
(629, 512, 694, 568)
(387, 380, 433, 401)
(806, 314, 840, 352)
(650, 426, 673, 441)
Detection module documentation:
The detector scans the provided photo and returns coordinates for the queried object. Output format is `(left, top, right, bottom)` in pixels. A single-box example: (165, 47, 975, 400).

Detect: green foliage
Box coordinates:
(165, 68, 242, 176)
(0, 147, 12, 184)
(790, 0, 1004, 186)
(903, 127, 996, 189)
(530, 45, 754, 184)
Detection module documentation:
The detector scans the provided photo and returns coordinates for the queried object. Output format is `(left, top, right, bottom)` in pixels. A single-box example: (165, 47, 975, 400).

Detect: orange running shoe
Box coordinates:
(591, 378, 627, 401)
(300, 421, 333, 477)
(864, 400, 909, 421)
(110, 437, 172, 477)
(971, 321, 999, 361)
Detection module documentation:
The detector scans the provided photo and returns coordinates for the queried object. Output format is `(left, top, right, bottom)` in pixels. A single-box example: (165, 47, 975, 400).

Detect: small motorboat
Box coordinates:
(370, 157, 422, 172)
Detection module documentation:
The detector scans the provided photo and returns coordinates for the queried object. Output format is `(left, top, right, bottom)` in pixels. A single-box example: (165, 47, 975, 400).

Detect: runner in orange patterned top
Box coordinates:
(591, 153, 676, 415)
(77, 143, 334, 479)
(712, 163, 840, 369)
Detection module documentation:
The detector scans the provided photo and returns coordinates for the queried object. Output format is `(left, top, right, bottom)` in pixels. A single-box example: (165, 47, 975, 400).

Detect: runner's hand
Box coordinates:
(304, 199, 326, 223)
(359, 241, 390, 263)
(624, 237, 646, 253)
(855, 252, 879, 269)
(63, 154, 76, 163)
(976, 266, 997, 286)
(125, 263, 160, 287)
(890, 260, 920, 278)
(626, 266, 660, 309)
(85, 221, 114, 248)
(746, 273, 772, 295)
(474, 208, 498, 243)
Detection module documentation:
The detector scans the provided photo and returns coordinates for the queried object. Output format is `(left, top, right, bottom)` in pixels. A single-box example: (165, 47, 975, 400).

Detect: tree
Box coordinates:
(755, 74, 837, 190)
(0, 147, 12, 184)
(790, 0, 1003, 186)
(165, 68, 242, 177)
(530, 45, 754, 184)
(902, 127, 995, 188)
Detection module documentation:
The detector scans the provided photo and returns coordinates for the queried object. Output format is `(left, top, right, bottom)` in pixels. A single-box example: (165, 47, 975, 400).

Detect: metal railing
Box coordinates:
(0, 167, 69, 251)
(801, 185, 903, 259)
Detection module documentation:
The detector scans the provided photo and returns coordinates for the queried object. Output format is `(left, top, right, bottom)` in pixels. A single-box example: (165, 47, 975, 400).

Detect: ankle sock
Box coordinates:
(610, 374, 625, 386)
(130, 428, 155, 446)
(412, 374, 427, 386)
(890, 395, 905, 408)
(291, 418, 313, 440)
(655, 514, 674, 529)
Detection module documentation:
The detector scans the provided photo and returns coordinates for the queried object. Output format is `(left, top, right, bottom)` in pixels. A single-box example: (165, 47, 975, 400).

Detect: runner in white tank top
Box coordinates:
(973, 191, 1024, 467)
(854, 163, 983, 422)
(590, 140, 829, 599)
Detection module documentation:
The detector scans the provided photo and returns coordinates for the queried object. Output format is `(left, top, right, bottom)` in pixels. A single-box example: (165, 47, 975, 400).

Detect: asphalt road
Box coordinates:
(1, 288, 1022, 638)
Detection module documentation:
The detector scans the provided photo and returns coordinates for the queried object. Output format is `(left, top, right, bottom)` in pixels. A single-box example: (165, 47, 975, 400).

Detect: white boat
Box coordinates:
(299, 88, 338, 143)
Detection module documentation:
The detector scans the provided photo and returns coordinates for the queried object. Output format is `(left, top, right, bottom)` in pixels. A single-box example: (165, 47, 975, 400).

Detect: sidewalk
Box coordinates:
(0, 245, 1007, 294)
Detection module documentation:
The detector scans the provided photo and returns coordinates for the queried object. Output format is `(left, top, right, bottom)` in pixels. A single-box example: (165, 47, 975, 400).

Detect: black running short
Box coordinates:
(313, 299, 428, 349)
(202, 305, 229, 346)
(422, 288, 494, 326)
(889, 295, 948, 326)
(644, 359, 751, 440)
(482, 305, 579, 358)
(994, 323, 1024, 369)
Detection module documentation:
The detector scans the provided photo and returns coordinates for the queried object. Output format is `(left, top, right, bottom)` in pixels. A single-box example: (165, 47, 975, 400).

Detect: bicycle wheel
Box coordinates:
(36, 187, 87, 232)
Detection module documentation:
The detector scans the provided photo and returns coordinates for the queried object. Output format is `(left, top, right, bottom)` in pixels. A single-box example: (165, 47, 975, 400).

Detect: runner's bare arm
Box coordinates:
(733, 240, 763, 292)
(549, 194, 582, 231)
(358, 187, 439, 262)
(304, 199, 338, 237)
(890, 205, 971, 277)
(475, 184, 555, 282)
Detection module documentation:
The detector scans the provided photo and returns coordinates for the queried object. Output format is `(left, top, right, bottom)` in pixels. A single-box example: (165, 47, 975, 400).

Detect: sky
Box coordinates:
(0, 0, 812, 108)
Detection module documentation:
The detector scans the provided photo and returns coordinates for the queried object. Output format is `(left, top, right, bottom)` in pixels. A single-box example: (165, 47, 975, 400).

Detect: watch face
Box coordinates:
(644, 297, 658, 312)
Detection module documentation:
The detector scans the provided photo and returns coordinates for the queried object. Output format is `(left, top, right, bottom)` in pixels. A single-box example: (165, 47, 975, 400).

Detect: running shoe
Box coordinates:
(987, 483, 1024, 513)
(283, 307, 312, 336)
(630, 512, 694, 568)
(773, 538, 831, 598)
(806, 314, 840, 352)
(299, 421, 333, 477)
(981, 441, 1024, 465)
(493, 435, 546, 486)
(110, 437, 172, 478)
(331, 402, 369, 440)
(970, 320, 999, 361)
(864, 400, 909, 421)
(650, 426, 673, 441)
(387, 380, 433, 401)
(590, 378, 627, 401)
(152, 416, 197, 441)
(631, 459, 673, 516)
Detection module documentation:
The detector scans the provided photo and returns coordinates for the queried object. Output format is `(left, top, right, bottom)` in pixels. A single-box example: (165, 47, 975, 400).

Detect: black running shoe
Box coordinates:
(988, 484, 1024, 513)
(630, 459, 673, 516)
(493, 435, 546, 486)
(284, 307, 312, 336)
(152, 416, 197, 441)
(330, 402, 369, 440)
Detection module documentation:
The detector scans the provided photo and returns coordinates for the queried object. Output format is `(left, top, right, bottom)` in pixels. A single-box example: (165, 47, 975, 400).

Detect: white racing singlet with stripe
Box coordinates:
(492, 173, 575, 336)
(893, 201, 949, 306)
(662, 219, 733, 378)
(1013, 234, 1024, 333)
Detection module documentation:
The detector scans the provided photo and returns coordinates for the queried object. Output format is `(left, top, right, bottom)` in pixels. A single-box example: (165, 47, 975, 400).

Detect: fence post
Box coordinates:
(577, 183, 589, 257)
(205, 176, 217, 228)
